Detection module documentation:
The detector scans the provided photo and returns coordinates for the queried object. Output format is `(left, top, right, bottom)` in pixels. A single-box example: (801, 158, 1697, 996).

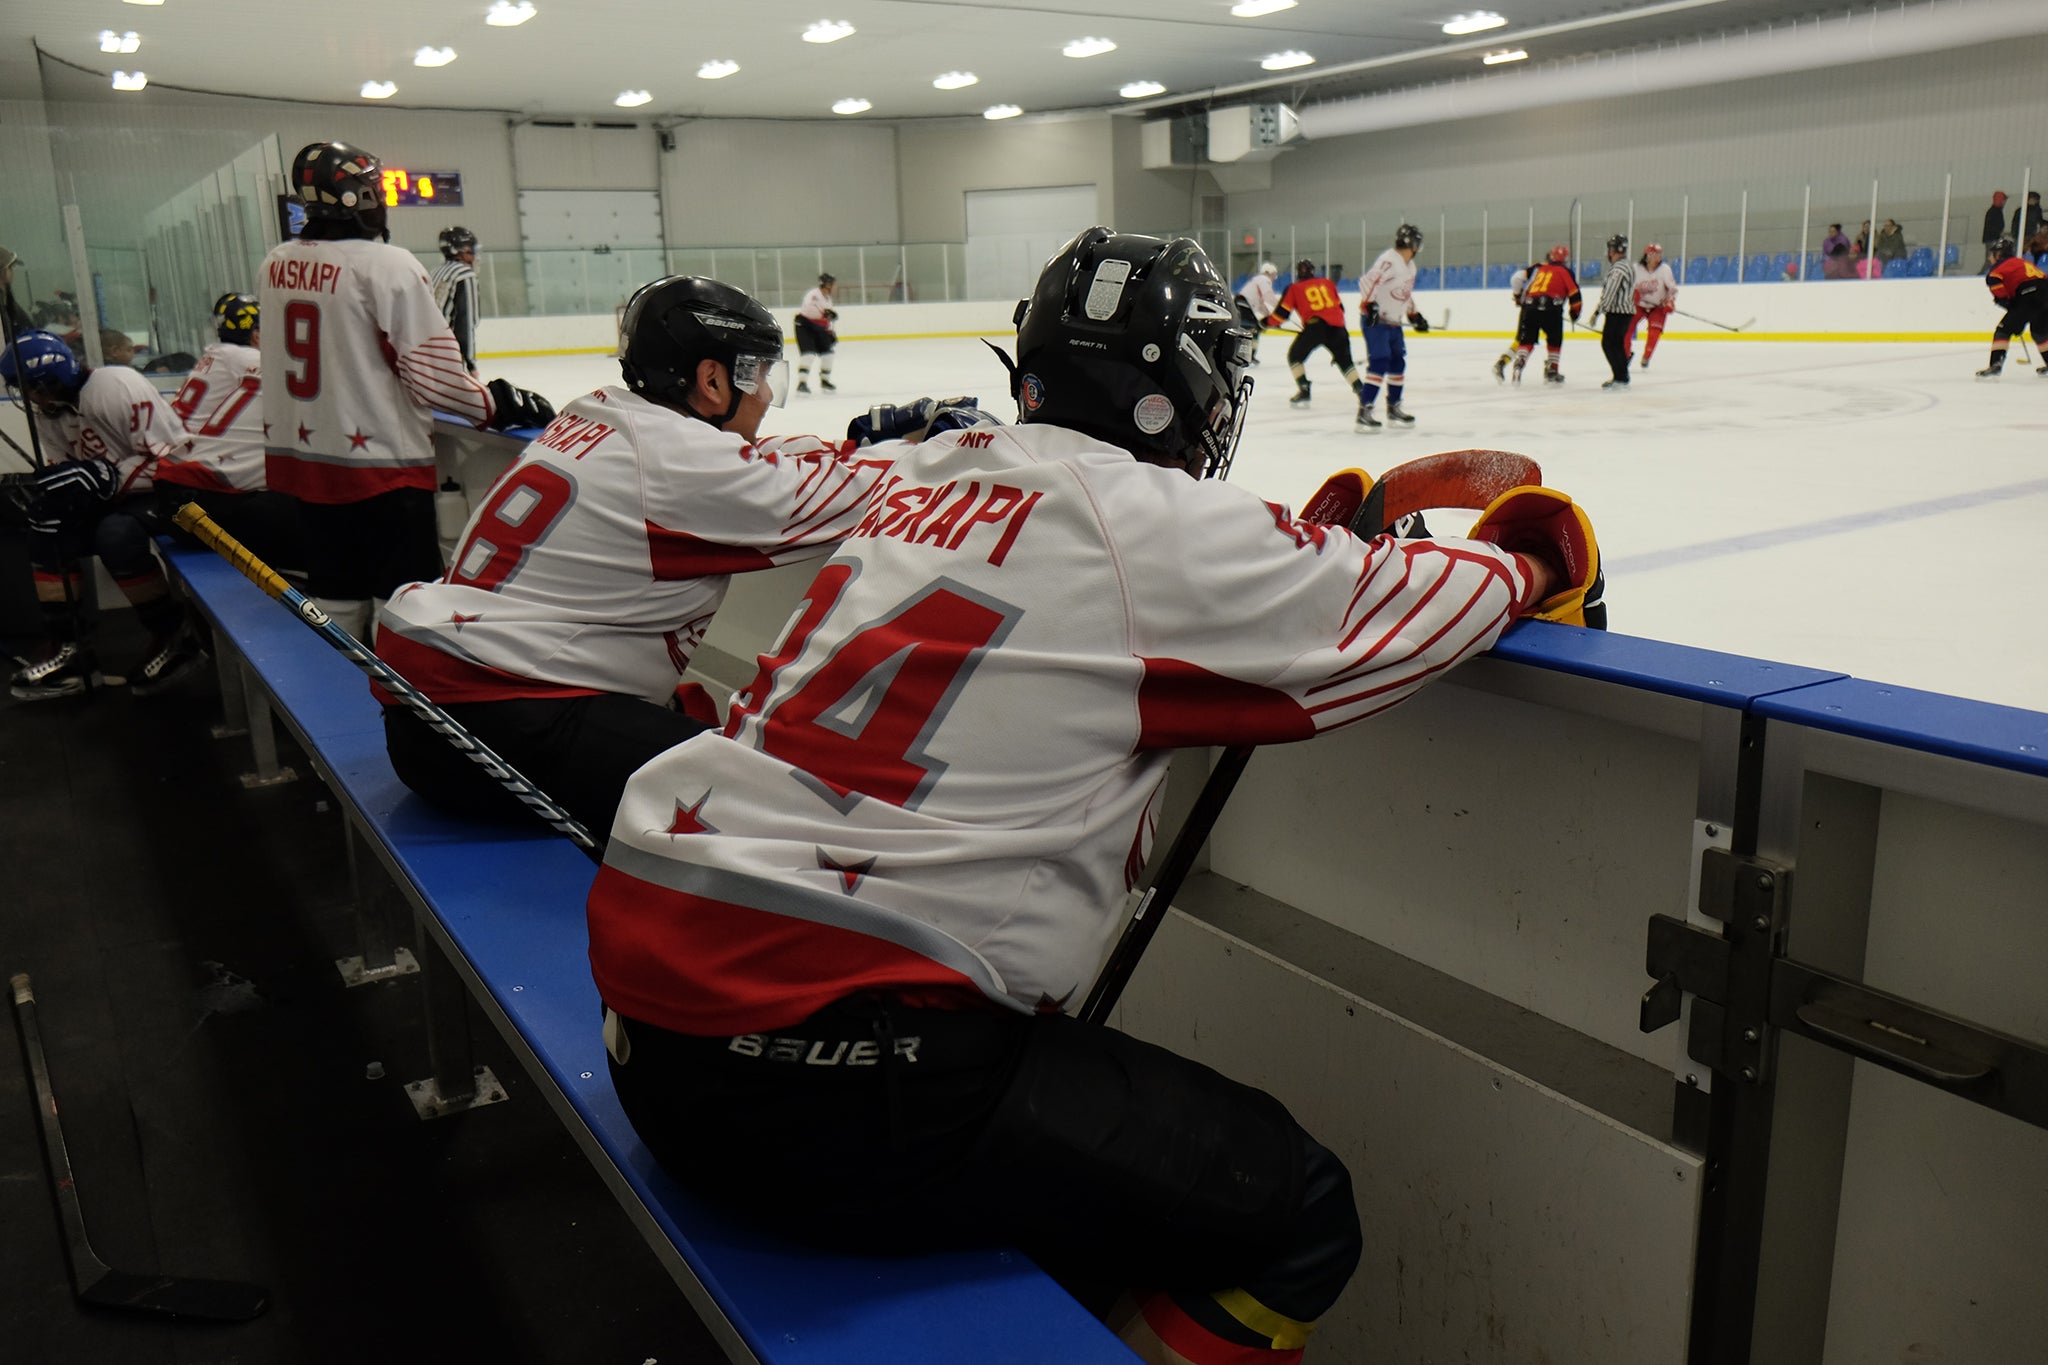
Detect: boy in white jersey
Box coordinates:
(1353, 223, 1432, 431)
(158, 294, 303, 571)
(793, 273, 837, 394)
(376, 275, 894, 846)
(2, 330, 208, 700)
(262, 141, 493, 640)
(1234, 261, 1280, 365)
(589, 229, 1601, 1365)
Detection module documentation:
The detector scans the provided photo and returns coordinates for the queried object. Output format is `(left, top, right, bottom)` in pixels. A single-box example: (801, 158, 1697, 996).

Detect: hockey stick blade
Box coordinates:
(12, 974, 270, 1323)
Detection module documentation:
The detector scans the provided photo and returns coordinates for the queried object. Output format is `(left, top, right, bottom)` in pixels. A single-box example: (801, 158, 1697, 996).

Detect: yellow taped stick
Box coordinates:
(171, 502, 296, 604)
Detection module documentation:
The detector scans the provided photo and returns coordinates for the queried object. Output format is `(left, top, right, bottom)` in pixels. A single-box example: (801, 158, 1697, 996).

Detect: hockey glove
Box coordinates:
(824, 308, 840, 321)
(1410, 313, 1431, 333)
(1363, 301, 1381, 326)
(1300, 467, 1372, 528)
(1568, 303, 1583, 323)
(486, 379, 558, 432)
(1466, 486, 1605, 628)
(848, 396, 996, 448)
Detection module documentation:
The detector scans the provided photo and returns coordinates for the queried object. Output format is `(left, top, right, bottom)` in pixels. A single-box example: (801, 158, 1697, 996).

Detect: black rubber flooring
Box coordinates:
(0, 604, 725, 1364)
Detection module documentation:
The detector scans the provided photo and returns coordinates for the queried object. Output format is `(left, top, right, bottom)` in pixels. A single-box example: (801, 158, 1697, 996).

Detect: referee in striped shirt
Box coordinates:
(1593, 234, 1636, 389)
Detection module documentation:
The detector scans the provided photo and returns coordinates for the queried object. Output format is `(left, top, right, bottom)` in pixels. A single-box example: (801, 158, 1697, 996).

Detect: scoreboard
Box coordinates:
(379, 169, 464, 207)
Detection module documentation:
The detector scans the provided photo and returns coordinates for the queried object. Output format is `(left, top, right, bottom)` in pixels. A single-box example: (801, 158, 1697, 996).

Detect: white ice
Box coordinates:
(489, 332, 2048, 714)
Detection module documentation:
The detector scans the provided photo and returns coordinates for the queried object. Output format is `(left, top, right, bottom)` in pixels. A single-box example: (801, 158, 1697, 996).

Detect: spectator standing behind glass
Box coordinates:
(1854, 220, 1871, 258)
(2027, 227, 2048, 269)
(1873, 219, 1907, 266)
(2016, 191, 2045, 247)
(1984, 192, 2010, 272)
(1822, 223, 1853, 280)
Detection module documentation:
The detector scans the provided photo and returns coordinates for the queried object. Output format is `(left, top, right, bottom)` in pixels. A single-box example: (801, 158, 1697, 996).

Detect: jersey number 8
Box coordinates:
(449, 463, 577, 592)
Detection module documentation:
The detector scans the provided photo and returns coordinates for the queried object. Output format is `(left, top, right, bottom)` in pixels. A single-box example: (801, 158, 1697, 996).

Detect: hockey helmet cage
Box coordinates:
(1259, 260, 1278, 276)
(1547, 243, 1571, 264)
(292, 141, 387, 234)
(1990, 235, 2017, 263)
(0, 329, 84, 405)
(1011, 226, 1255, 481)
(439, 225, 479, 258)
(617, 275, 787, 423)
(1394, 223, 1423, 251)
(212, 292, 259, 344)
(1295, 258, 1317, 281)
(1606, 233, 1628, 255)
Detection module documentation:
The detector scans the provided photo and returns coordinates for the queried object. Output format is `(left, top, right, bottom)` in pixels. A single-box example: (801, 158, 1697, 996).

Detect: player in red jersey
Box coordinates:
(1496, 246, 1581, 385)
(1977, 237, 2048, 379)
(1267, 260, 1367, 409)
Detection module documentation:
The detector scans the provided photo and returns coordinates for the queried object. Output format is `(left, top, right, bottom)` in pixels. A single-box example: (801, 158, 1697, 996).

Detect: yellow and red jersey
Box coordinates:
(1520, 263, 1582, 307)
(1273, 276, 1345, 328)
(1988, 255, 2045, 302)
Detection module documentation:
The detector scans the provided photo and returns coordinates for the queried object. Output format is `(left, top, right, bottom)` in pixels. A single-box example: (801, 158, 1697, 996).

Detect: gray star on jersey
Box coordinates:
(816, 849, 877, 895)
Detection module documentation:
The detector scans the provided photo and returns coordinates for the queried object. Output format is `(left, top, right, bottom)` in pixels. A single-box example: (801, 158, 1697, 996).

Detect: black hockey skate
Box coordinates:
(1289, 383, 1312, 407)
(797, 380, 812, 394)
(1544, 366, 1565, 385)
(130, 626, 209, 699)
(1492, 354, 1509, 384)
(1510, 357, 1526, 385)
(10, 643, 90, 702)
(1601, 378, 1630, 390)
(1975, 361, 2003, 381)
(819, 377, 837, 392)
(1354, 406, 1381, 431)
(1385, 402, 1415, 425)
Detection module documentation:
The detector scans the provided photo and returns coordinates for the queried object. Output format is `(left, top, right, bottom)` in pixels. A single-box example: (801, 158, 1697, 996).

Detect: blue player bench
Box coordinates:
(159, 539, 1136, 1364)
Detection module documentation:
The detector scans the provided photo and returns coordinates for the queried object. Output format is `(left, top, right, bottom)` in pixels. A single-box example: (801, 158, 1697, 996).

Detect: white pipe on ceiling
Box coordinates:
(1298, 0, 2048, 141)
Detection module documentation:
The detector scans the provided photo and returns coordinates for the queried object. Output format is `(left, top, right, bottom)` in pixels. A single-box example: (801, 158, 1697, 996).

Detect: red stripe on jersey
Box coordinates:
(645, 521, 780, 579)
(585, 867, 988, 1035)
(154, 459, 236, 493)
(1135, 656, 1316, 749)
(371, 626, 605, 705)
(1138, 1294, 1305, 1365)
(265, 452, 437, 503)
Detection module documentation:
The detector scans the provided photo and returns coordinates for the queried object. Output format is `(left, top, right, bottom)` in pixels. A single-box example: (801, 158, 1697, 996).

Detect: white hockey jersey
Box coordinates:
(1357, 248, 1419, 325)
(587, 421, 1545, 1036)
(31, 364, 190, 496)
(259, 236, 492, 504)
(798, 287, 835, 329)
(1634, 262, 1679, 311)
(1236, 272, 1280, 319)
(375, 386, 894, 707)
(160, 342, 265, 493)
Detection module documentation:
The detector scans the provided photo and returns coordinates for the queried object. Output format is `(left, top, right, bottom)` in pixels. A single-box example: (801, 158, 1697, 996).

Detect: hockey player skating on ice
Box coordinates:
(1268, 259, 1369, 408)
(1, 330, 209, 700)
(1976, 238, 2048, 380)
(585, 225, 1604, 1365)
(1592, 235, 1637, 389)
(1629, 243, 1677, 369)
(159, 293, 304, 571)
(263, 141, 494, 641)
(1353, 224, 1433, 430)
(430, 226, 481, 375)
(1234, 261, 1280, 365)
(795, 273, 838, 393)
(1493, 246, 1581, 384)
(376, 276, 901, 845)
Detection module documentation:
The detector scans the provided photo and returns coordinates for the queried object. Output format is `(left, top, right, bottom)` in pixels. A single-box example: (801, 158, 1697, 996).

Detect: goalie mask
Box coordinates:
(1009, 226, 1255, 481)
(617, 275, 788, 425)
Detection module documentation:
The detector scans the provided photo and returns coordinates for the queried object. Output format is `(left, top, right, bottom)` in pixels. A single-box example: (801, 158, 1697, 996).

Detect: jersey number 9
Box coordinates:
(283, 301, 322, 400)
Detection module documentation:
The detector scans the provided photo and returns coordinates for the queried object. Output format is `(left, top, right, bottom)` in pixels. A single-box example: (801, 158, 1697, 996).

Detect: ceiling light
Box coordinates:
(933, 71, 978, 90)
(110, 70, 147, 90)
(1120, 80, 1166, 99)
(1260, 50, 1315, 70)
(698, 59, 739, 79)
(1443, 11, 1508, 34)
(485, 1, 536, 26)
(983, 104, 1023, 120)
(1481, 47, 1528, 63)
(804, 20, 855, 43)
(1062, 37, 1117, 58)
(614, 89, 652, 106)
(122, 0, 164, 6)
(1230, 0, 1298, 15)
(414, 46, 456, 67)
(100, 31, 141, 53)
(832, 97, 872, 115)
(360, 80, 398, 98)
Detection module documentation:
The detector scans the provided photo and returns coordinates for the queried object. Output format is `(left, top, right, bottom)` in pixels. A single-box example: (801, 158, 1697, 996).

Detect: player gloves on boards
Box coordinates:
(848, 397, 1000, 448)
(485, 378, 557, 432)
(1466, 487, 1605, 628)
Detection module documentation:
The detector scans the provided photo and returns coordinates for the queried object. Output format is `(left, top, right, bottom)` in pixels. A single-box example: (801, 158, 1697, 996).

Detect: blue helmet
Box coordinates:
(0, 329, 82, 403)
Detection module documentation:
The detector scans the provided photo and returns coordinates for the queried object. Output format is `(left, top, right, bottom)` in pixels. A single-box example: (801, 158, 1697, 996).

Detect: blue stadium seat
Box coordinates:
(1746, 254, 1771, 282)
(1944, 243, 1960, 267)
(1485, 263, 1516, 289)
(1686, 256, 1709, 283)
(1771, 251, 1796, 280)
(1707, 255, 1731, 283)
(1414, 266, 1440, 290)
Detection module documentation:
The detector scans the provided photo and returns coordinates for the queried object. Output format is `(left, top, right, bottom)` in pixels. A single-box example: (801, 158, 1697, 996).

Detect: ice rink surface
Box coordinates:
(491, 332, 2048, 713)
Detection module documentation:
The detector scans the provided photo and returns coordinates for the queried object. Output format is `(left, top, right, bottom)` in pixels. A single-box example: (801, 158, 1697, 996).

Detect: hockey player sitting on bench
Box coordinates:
(586, 228, 1602, 1365)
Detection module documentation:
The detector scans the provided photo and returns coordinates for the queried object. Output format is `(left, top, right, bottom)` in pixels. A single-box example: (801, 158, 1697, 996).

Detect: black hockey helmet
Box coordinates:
(1295, 258, 1316, 281)
(1990, 235, 2017, 264)
(1010, 226, 1255, 481)
(212, 292, 259, 344)
(617, 275, 787, 424)
(291, 141, 387, 236)
(817, 272, 836, 287)
(439, 225, 478, 258)
(1394, 223, 1423, 251)
(1606, 233, 1628, 256)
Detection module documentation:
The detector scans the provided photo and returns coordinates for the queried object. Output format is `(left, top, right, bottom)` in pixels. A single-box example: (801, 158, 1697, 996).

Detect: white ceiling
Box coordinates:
(8, 0, 1840, 122)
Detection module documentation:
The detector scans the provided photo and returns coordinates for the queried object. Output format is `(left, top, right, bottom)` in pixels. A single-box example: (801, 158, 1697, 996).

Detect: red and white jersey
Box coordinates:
(1634, 262, 1679, 311)
(32, 365, 190, 495)
(798, 288, 835, 329)
(586, 422, 1545, 1036)
(374, 386, 894, 707)
(1237, 272, 1280, 319)
(1357, 248, 1419, 324)
(160, 343, 265, 493)
(259, 236, 492, 504)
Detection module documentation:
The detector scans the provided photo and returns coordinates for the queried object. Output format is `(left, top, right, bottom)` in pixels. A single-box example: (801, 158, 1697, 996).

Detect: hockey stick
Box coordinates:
(1078, 449, 1543, 1025)
(170, 502, 598, 851)
(11, 973, 269, 1321)
(1672, 307, 1753, 333)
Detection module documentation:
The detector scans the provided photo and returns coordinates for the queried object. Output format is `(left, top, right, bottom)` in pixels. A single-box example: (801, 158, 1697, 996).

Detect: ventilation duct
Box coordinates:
(1207, 103, 1301, 163)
